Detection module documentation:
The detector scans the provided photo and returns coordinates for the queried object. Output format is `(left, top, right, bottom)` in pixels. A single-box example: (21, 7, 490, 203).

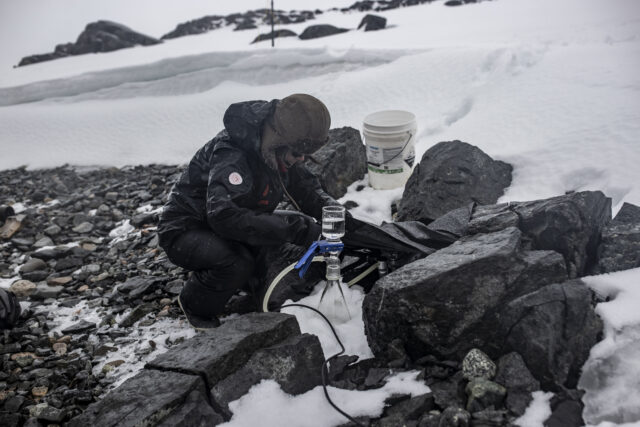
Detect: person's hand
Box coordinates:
(297, 216, 322, 247)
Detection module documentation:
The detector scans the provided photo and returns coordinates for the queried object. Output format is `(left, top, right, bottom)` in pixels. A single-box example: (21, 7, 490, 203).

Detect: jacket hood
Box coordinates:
(222, 99, 278, 154)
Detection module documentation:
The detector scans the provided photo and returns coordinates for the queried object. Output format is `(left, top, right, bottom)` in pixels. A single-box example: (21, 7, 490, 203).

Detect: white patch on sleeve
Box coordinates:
(228, 172, 243, 185)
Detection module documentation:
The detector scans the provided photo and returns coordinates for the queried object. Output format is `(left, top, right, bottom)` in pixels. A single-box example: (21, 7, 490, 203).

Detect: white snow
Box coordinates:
(282, 282, 374, 360)
(220, 371, 429, 427)
(515, 391, 554, 427)
(1, 0, 640, 424)
(580, 268, 640, 426)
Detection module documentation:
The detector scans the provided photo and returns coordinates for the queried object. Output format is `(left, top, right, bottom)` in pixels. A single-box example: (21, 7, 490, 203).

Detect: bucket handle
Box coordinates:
(378, 131, 413, 167)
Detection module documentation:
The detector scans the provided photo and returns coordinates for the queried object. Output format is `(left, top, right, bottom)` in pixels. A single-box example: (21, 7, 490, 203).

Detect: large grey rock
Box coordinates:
(19, 20, 161, 66)
(468, 191, 611, 277)
(363, 227, 567, 361)
(592, 202, 640, 273)
(67, 369, 213, 427)
(397, 141, 512, 222)
(498, 280, 602, 390)
(147, 312, 300, 385)
(305, 127, 367, 199)
(211, 333, 324, 417)
(494, 352, 539, 416)
(156, 389, 223, 426)
(299, 24, 349, 40)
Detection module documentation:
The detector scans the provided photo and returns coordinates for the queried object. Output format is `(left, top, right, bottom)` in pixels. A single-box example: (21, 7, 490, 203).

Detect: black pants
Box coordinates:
(164, 228, 259, 318)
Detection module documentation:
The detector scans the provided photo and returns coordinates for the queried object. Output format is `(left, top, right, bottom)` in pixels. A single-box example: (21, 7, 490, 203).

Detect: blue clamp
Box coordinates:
(294, 240, 344, 278)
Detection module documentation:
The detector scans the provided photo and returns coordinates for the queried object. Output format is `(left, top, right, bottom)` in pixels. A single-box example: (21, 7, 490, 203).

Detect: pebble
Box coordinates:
(32, 386, 48, 397)
(9, 280, 36, 297)
(52, 342, 67, 356)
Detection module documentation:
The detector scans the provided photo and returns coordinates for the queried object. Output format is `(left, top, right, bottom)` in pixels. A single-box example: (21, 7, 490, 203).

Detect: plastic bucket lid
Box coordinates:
(363, 110, 416, 134)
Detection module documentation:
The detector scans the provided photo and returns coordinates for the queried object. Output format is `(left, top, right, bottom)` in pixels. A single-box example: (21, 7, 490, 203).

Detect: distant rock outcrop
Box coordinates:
(162, 9, 316, 39)
(299, 24, 350, 40)
(358, 14, 387, 31)
(18, 21, 161, 67)
(251, 29, 297, 44)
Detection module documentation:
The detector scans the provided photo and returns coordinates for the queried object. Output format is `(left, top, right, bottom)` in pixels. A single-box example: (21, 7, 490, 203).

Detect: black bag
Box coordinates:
(0, 289, 21, 330)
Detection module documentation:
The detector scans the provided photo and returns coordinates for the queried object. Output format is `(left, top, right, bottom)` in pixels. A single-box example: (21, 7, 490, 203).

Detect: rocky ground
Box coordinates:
(1, 138, 638, 426)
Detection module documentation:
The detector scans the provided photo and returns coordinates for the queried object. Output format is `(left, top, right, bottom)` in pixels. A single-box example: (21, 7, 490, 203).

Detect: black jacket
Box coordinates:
(158, 99, 336, 248)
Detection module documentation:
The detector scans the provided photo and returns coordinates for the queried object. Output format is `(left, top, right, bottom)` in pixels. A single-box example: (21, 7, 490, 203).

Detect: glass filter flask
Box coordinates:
(318, 205, 351, 323)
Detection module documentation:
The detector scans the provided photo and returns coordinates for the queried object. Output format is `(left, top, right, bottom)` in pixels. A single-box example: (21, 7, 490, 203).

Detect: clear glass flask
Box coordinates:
(318, 205, 351, 323)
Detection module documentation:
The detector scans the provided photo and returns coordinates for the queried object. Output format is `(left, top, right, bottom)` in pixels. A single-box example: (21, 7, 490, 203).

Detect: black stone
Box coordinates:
(398, 141, 512, 222)
(593, 202, 640, 273)
(67, 369, 212, 426)
(358, 14, 387, 31)
(210, 333, 324, 417)
(61, 320, 96, 334)
(468, 191, 611, 277)
(499, 280, 602, 390)
(305, 127, 368, 199)
(147, 312, 300, 386)
(494, 352, 539, 416)
(299, 24, 349, 40)
(118, 303, 155, 328)
(252, 29, 297, 44)
(19, 21, 161, 67)
(363, 227, 567, 361)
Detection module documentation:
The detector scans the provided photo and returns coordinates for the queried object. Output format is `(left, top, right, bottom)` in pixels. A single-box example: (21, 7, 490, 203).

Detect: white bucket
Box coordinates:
(362, 110, 417, 190)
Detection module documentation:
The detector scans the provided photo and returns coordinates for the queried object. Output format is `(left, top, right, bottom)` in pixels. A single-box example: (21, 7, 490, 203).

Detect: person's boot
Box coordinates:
(178, 275, 221, 330)
(177, 294, 220, 330)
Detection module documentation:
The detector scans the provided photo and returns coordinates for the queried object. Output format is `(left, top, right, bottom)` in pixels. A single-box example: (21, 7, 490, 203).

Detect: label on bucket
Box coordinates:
(366, 145, 414, 174)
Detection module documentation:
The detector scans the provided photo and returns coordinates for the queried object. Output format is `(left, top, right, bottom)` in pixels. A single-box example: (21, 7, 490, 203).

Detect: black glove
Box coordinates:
(294, 215, 322, 247)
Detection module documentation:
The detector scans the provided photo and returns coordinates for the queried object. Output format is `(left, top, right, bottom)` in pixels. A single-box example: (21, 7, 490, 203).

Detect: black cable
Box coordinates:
(278, 303, 366, 427)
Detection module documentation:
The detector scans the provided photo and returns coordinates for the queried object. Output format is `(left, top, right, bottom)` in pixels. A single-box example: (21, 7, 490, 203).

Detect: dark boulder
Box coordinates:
(494, 352, 539, 416)
(397, 141, 512, 222)
(592, 202, 640, 274)
(67, 369, 216, 426)
(210, 333, 324, 417)
(19, 21, 161, 67)
(305, 127, 368, 199)
(358, 14, 387, 31)
(156, 389, 223, 426)
(469, 191, 611, 277)
(147, 312, 300, 385)
(73, 21, 161, 54)
(363, 227, 567, 361)
(299, 24, 349, 40)
(498, 280, 602, 390)
(252, 29, 297, 44)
